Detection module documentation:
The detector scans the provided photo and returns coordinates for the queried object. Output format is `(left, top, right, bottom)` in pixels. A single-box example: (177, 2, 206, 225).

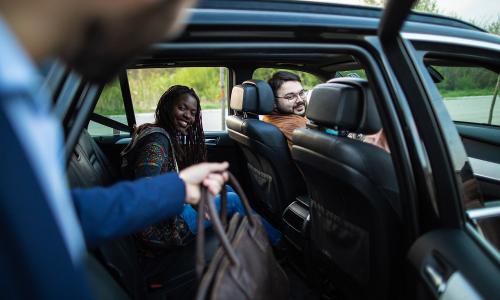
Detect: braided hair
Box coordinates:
(155, 85, 206, 169)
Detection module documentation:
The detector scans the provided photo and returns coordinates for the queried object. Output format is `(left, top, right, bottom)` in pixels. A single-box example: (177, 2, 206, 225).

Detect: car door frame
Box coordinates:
(377, 0, 500, 299)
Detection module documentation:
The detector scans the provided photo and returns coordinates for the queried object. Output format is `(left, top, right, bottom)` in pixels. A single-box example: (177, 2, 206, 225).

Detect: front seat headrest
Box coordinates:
(230, 80, 274, 115)
(306, 78, 381, 134)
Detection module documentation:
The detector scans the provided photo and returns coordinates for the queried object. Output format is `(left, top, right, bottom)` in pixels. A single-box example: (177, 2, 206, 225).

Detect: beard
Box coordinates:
(276, 99, 307, 116)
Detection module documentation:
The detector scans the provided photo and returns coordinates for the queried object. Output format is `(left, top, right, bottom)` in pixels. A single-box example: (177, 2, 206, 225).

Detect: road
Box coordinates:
(442, 95, 499, 125)
(88, 95, 499, 136)
(89, 109, 228, 136)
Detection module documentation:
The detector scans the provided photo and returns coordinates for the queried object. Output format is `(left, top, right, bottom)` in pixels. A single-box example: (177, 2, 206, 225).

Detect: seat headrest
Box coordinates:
(230, 80, 274, 115)
(306, 78, 381, 134)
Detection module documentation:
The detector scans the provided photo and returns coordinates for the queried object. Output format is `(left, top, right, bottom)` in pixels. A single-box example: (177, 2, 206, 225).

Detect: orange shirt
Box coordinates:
(262, 114, 308, 151)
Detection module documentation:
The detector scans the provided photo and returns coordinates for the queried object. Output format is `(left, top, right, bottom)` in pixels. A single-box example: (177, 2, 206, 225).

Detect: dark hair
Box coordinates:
(155, 85, 206, 169)
(267, 71, 302, 96)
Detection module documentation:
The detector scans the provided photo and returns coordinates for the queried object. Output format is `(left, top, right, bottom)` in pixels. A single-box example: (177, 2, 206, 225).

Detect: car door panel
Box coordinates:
(378, 1, 500, 299)
(93, 135, 131, 172)
(205, 131, 246, 180)
(408, 229, 500, 300)
(456, 122, 500, 200)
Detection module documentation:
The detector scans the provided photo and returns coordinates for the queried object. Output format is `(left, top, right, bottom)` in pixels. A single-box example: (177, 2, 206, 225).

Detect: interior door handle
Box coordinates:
(205, 138, 218, 145)
(425, 265, 447, 295)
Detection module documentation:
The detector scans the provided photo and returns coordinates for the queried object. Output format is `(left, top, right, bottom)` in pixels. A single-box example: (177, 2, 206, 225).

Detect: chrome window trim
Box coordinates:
(466, 223, 500, 262)
(469, 157, 500, 183)
(467, 205, 500, 221)
(402, 32, 500, 53)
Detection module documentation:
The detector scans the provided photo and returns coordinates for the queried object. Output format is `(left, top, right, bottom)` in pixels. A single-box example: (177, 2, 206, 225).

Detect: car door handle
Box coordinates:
(205, 138, 218, 145)
(424, 264, 447, 295)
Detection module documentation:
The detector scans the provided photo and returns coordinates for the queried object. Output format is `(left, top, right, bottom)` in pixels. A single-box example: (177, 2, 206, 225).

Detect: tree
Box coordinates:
(412, 0, 439, 14)
(486, 16, 500, 35)
(363, 0, 498, 36)
(363, 0, 385, 5)
(363, 0, 440, 14)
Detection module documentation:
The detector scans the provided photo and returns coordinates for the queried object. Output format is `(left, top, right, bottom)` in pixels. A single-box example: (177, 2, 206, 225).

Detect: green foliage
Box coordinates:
(435, 66, 498, 99)
(127, 67, 227, 113)
(413, 0, 440, 14)
(94, 79, 125, 115)
(96, 68, 228, 116)
(363, 0, 385, 6)
(252, 68, 323, 90)
(362, 0, 440, 13)
(362, 0, 499, 35)
(336, 69, 367, 79)
(486, 16, 500, 35)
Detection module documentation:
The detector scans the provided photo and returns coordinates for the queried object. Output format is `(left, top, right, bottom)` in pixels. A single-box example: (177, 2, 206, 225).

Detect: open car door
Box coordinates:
(378, 0, 500, 299)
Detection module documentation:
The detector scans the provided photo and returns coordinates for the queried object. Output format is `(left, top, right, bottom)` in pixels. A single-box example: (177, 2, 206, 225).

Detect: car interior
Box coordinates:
(42, 1, 500, 299)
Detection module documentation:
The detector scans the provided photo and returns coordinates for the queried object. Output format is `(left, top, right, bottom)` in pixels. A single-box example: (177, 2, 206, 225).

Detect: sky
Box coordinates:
(300, 0, 500, 24)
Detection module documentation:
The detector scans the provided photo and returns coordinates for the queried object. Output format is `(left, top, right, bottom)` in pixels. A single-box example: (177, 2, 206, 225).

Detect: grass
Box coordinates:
(440, 88, 493, 99)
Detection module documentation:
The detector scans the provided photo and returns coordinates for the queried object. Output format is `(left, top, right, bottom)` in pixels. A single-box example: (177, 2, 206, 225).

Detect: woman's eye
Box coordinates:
(191, 111, 196, 116)
(178, 106, 185, 111)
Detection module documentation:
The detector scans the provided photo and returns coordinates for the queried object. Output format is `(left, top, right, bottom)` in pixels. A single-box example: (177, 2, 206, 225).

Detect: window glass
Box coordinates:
(428, 63, 500, 252)
(432, 65, 500, 126)
(252, 68, 322, 90)
(335, 69, 367, 79)
(127, 67, 229, 131)
(88, 79, 127, 136)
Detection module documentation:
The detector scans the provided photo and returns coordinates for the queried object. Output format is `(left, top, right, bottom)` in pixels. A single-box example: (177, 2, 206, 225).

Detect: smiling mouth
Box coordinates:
(178, 120, 190, 129)
(295, 104, 305, 111)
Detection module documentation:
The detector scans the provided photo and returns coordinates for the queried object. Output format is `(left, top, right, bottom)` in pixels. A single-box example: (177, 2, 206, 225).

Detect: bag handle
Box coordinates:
(195, 172, 256, 277)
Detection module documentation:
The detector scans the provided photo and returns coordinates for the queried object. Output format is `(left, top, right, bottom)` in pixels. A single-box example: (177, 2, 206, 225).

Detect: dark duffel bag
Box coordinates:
(195, 173, 289, 300)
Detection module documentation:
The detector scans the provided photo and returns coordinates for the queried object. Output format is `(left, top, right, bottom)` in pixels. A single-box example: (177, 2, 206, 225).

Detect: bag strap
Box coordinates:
(195, 172, 256, 277)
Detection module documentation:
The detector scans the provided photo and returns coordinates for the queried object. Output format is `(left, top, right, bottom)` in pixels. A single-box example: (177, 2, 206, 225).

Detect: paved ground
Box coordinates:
(89, 109, 228, 136)
(88, 95, 499, 136)
(443, 95, 499, 125)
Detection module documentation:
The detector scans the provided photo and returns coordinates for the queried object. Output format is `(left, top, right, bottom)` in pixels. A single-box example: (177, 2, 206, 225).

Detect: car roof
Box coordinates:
(196, 0, 484, 32)
(131, 0, 499, 75)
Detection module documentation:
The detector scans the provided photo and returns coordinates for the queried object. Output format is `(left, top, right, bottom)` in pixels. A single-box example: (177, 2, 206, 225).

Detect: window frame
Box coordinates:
(424, 61, 500, 127)
(124, 66, 233, 133)
(408, 35, 500, 253)
(86, 73, 132, 138)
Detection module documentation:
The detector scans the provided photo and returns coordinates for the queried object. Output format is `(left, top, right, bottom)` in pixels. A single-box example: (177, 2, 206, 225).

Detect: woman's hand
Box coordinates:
(179, 162, 229, 205)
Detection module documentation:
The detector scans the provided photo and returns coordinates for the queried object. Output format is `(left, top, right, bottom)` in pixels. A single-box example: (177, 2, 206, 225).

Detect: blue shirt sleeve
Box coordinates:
(71, 172, 185, 247)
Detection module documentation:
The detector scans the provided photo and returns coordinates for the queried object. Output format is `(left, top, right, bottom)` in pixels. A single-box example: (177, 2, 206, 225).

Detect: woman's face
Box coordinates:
(170, 93, 198, 135)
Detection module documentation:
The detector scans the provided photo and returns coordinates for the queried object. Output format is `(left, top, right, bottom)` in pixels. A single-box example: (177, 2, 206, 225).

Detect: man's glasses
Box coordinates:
(276, 90, 307, 102)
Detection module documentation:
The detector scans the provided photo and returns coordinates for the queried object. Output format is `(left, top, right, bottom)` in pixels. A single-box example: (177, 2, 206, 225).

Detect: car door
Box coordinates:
(426, 63, 500, 200)
(378, 0, 500, 299)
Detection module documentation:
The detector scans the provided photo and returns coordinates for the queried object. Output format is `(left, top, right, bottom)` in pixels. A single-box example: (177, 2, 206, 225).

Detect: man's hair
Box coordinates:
(268, 71, 302, 96)
(155, 85, 207, 169)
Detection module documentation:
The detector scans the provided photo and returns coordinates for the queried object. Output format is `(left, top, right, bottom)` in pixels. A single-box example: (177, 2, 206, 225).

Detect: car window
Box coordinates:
(127, 67, 229, 132)
(431, 65, 500, 126)
(252, 68, 322, 90)
(335, 69, 367, 79)
(427, 62, 500, 252)
(88, 79, 127, 136)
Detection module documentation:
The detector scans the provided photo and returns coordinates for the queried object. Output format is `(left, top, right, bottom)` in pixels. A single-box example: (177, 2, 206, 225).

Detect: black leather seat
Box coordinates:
(226, 80, 306, 224)
(68, 129, 118, 188)
(68, 129, 218, 299)
(291, 78, 403, 299)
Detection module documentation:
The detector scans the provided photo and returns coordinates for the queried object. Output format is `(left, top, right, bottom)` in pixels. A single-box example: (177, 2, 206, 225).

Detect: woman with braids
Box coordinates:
(121, 85, 281, 257)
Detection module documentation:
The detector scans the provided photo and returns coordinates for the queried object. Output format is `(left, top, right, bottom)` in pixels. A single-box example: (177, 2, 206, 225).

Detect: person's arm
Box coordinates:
(71, 172, 185, 247)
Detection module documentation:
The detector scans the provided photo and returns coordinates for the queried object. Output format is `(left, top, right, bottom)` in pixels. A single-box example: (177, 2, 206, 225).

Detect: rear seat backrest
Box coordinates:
(68, 129, 118, 188)
(68, 129, 144, 299)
